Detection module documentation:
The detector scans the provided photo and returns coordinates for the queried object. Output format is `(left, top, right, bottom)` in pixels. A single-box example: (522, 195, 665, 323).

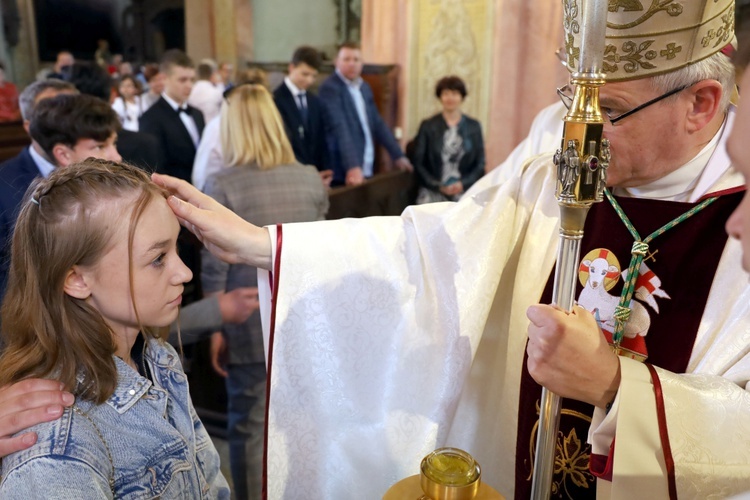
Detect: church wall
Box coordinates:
(251, 0, 338, 62)
(409, 0, 494, 145)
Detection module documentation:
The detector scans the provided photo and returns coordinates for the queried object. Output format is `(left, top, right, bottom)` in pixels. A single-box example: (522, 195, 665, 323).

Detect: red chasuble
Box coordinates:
(513, 190, 742, 499)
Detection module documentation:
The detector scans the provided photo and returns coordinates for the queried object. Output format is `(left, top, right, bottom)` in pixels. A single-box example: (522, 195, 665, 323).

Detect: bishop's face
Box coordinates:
(598, 77, 696, 188)
(725, 68, 750, 272)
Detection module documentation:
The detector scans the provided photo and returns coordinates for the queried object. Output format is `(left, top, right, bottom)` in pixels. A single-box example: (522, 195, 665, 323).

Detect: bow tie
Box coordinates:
(177, 107, 190, 116)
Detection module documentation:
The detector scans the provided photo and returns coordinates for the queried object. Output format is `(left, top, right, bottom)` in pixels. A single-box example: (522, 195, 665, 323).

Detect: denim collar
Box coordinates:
(76, 338, 181, 414)
(105, 356, 152, 414)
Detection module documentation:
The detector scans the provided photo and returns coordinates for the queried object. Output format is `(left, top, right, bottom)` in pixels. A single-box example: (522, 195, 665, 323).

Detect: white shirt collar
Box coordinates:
(161, 92, 186, 111)
(284, 77, 306, 97)
(28, 143, 57, 178)
(611, 114, 728, 202)
(335, 69, 362, 88)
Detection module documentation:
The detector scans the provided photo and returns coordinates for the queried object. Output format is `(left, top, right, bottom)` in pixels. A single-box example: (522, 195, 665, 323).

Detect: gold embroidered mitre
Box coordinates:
(563, 0, 735, 81)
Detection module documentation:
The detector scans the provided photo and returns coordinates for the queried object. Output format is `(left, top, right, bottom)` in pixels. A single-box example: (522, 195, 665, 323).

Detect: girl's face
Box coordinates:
(119, 79, 137, 100)
(74, 195, 192, 345)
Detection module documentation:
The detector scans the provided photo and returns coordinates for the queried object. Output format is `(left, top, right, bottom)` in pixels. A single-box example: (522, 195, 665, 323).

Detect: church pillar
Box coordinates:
(8, 0, 40, 87)
(361, 0, 566, 168)
(487, 0, 566, 168)
(185, 0, 253, 67)
(361, 0, 411, 143)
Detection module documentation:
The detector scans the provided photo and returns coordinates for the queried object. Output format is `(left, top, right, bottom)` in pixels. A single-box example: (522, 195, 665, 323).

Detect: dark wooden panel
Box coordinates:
(327, 169, 416, 220)
(0, 121, 29, 163)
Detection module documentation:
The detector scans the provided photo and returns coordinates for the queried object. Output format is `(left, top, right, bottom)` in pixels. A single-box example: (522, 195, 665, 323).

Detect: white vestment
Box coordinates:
(465, 101, 566, 197)
(258, 109, 750, 499)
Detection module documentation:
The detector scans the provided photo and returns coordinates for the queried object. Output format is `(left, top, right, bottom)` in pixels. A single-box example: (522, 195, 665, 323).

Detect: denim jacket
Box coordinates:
(0, 338, 230, 499)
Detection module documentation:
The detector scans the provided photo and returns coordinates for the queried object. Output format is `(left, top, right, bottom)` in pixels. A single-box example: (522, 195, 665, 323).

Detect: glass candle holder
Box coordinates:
(420, 447, 481, 500)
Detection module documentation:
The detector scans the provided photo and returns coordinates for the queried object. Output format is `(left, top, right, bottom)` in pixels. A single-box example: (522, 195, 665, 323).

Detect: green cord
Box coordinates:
(603, 189, 718, 347)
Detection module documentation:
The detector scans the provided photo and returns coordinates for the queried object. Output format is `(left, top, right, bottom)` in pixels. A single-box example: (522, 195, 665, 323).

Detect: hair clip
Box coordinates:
(30, 196, 40, 206)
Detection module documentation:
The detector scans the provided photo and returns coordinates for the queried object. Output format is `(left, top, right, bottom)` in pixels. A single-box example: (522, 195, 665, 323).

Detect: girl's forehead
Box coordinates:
(93, 191, 149, 231)
(103, 194, 174, 247)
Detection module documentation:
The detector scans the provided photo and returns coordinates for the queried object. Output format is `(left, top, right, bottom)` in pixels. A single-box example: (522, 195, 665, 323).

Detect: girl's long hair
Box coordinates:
(0, 159, 167, 403)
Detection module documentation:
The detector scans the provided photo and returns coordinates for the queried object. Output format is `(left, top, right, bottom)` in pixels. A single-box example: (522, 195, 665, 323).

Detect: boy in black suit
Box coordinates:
(140, 49, 205, 182)
(273, 46, 333, 186)
(139, 50, 205, 304)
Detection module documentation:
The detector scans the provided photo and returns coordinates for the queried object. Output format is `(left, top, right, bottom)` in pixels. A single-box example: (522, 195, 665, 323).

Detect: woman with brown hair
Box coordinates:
(202, 83, 328, 499)
(0, 159, 229, 498)
(412, 75, 485, 203)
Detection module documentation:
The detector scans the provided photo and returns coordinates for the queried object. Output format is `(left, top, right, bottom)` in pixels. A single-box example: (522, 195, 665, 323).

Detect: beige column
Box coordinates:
(487, 0, 567, 168)
(184, 0, 213, 61)
(185, 0, 253, 66)
(361, 0, 412, 143)
(11, 0, 41, 87)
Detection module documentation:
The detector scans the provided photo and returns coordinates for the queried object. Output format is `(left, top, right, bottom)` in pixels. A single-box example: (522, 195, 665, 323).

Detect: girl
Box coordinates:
(111, 75, 143, 131)
(0, 159, 229, 498)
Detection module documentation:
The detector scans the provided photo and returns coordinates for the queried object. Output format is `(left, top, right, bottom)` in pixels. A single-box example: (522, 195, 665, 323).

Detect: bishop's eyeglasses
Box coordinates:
(556, 83, 690, 125)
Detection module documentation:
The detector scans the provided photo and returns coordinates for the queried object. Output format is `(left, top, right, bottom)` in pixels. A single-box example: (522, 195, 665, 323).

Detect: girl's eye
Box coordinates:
(152, 253, 166, 268)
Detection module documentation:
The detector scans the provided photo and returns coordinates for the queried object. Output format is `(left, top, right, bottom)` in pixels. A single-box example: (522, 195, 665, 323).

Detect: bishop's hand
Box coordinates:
(152, 173, 272, 270)
(526, 304, 621, 409)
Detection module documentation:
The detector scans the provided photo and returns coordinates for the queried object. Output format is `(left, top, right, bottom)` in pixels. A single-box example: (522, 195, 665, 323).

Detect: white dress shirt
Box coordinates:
(162, 92, 201, 147)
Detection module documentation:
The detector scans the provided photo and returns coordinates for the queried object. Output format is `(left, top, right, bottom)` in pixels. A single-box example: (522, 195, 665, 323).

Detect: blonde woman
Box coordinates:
(192, 68, 270, 191)
(201, 83, 328, 500)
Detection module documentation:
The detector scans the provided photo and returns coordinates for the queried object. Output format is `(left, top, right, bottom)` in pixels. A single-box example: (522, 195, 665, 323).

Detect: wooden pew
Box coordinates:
(327, 169, 416, 219)
(0, 121, 29, 163)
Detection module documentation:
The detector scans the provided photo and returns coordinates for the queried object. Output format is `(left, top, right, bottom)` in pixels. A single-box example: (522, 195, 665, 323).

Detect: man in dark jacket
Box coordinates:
(318, 41, 412, 186)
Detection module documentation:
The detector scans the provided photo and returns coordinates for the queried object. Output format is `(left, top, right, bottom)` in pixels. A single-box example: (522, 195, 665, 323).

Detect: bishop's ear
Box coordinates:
(63, 266, 92, 300)
(685, 80, 723, 132)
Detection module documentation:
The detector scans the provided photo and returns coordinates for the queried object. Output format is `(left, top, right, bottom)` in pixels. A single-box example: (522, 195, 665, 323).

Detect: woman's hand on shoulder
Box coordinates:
(0, 379, 74, 458)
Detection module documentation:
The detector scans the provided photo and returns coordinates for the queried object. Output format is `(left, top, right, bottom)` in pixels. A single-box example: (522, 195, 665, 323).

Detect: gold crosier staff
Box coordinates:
(530, 0, 610, 498)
